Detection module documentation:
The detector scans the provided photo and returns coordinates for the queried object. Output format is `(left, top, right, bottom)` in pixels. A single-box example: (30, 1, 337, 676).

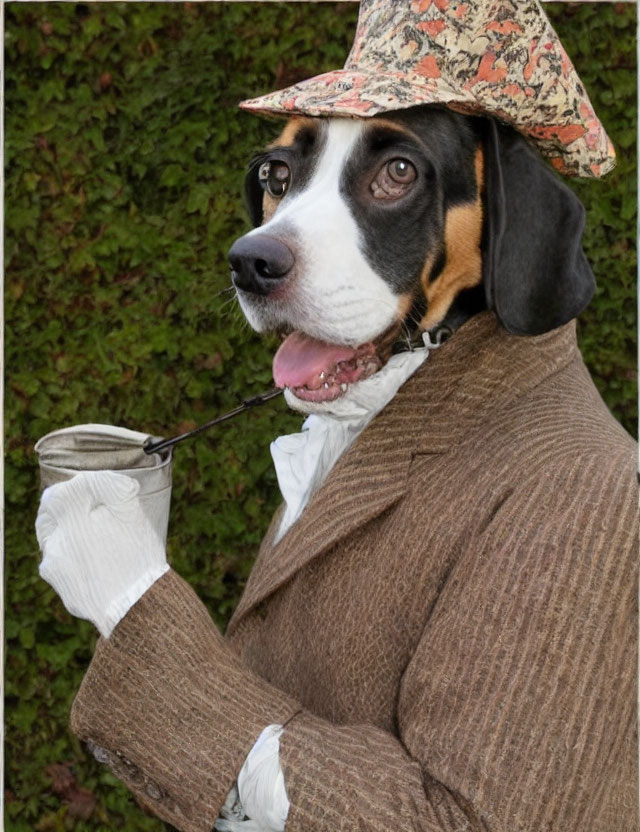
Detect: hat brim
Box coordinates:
(239, 68, 477, 120)
(240, 68, 616, 179)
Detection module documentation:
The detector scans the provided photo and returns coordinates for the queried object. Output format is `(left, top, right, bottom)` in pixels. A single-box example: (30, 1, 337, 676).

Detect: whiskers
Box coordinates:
(214, 285, 236, 300)
(398, 310, 426, 352)
(216, 288, 240, 315)
(217, 290, 252, 331)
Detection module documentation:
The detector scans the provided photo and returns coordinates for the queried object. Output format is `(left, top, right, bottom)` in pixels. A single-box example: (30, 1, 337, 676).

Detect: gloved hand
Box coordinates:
(36, 470, 169, 638)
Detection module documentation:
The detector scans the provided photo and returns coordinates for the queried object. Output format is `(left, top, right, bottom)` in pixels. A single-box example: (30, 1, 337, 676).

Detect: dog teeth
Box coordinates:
(319, 371, 326, 380)
(341, 383, 348, 392)
(324, 382, 329, 389)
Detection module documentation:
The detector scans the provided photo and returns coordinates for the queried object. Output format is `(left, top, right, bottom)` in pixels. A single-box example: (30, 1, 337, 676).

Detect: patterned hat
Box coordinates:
(239, 0, 615, 178)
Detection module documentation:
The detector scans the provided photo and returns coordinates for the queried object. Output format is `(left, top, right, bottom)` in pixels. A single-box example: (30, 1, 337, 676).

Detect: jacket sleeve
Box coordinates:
(70, 455, 638, 832)
(71, 568, 462, 832)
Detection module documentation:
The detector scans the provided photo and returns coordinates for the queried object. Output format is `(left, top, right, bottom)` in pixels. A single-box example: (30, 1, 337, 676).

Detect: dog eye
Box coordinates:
(371, 158, 417, 200)
(388, 159, 416, 184)
(258, 161, 291, 198)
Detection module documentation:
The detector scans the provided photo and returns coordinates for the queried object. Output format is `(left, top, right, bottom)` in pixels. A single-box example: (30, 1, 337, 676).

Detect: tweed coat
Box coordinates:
(71, 312, 638, 832)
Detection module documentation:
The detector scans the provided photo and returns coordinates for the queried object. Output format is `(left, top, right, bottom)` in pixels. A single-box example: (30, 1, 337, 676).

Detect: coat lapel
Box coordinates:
(227, 312, 580, 633)
(228, 406, 417, 630)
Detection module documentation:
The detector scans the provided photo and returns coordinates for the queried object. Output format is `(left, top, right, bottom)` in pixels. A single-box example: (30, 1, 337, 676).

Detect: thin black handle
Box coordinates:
(143, 387, 283, 455)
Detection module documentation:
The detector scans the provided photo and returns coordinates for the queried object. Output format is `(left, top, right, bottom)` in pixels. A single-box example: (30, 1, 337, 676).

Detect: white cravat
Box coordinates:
(271, 336, 432, 542)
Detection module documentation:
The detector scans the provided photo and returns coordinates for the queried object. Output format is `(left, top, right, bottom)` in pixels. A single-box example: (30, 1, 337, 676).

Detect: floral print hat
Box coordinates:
(239, 0, 615, 178)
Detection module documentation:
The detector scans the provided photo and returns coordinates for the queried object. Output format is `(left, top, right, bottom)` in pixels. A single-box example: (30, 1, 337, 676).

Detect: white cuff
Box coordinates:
(216, 725, 289, 832)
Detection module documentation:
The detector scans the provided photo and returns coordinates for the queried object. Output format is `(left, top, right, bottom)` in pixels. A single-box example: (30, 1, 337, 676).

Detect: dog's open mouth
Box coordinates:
(273, 331, 385, 403)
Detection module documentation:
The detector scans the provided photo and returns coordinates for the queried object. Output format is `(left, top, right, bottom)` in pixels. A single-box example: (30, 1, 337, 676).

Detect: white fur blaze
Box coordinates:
(237, 120, 401, 346)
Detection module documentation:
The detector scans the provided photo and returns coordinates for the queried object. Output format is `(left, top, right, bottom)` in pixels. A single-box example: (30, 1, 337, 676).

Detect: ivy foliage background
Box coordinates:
(5, 3, 636, 830)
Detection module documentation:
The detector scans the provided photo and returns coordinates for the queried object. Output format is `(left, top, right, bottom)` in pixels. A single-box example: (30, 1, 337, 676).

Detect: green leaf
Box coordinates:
(186, 182, 211, 215)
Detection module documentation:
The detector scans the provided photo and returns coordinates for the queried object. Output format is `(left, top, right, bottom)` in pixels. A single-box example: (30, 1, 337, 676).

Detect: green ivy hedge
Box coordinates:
(5, 3, 636, 830)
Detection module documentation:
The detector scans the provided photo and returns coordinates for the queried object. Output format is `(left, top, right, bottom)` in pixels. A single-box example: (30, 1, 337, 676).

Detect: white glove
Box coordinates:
(36, 470, 169, 638)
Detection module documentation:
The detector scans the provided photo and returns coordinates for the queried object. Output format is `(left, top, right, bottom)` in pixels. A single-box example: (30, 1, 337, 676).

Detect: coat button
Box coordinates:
(87, 741, 111, 765)
(121, 758, 141, 782)
(145, 781, 163, 801)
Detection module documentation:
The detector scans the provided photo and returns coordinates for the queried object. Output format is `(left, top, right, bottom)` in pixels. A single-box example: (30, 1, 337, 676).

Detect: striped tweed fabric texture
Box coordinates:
(71, 312, 638, 832)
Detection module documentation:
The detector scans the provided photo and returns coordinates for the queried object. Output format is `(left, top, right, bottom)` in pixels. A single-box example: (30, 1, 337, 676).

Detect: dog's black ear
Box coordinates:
(244, 157, 265, 227)
(481, 119, 595, 336)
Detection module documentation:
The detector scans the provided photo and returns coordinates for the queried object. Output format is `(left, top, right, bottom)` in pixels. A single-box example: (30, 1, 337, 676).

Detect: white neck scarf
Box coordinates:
(270, 334, 434, 542)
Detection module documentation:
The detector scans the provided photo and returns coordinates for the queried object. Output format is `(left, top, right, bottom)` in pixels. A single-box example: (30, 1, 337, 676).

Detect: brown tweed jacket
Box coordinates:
(71, 312, 638, 832)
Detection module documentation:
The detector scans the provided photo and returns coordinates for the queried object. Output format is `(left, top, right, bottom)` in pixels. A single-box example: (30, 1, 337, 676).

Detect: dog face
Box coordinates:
(229, 106, 595, 405)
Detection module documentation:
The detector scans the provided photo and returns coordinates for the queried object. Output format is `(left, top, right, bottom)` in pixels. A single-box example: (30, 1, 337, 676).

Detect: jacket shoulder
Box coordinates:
(477, 353, 636, 471)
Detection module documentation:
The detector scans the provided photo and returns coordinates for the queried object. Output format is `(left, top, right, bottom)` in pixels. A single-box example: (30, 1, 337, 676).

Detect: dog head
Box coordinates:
(228, 107, 595, 406)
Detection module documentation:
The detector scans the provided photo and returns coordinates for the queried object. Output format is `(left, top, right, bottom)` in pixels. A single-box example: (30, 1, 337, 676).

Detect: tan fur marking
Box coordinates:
(474, 144, 484, 191)
(360, 118, 421, 142)
(268, 117, 316, 149)
(262, 192, 279, 223)
(421, 147, 485, 330)
(395, 292, 414, 323)
(419, 251, 438, 306)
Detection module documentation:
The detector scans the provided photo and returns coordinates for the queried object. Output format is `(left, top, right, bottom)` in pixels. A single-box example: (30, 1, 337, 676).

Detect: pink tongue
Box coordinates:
(273, 331, 357, 389)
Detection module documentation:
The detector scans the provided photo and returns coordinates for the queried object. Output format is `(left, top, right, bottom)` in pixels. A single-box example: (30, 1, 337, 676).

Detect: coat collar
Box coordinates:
(228, 312, 580, 632)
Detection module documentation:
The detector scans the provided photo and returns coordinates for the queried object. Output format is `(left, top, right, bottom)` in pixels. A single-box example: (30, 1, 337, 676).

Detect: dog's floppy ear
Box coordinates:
(481, 119, 595, 336)
(243, 157, 265, 227)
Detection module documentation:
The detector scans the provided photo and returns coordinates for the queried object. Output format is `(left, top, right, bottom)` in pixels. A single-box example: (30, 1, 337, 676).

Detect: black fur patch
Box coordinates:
(340, 107, 480, 298)
(440, 284, 487, 332)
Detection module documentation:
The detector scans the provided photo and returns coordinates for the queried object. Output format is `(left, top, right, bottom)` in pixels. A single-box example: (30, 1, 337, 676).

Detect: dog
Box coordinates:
(61, 106, 638, 832)
(228, 106, 595, 407)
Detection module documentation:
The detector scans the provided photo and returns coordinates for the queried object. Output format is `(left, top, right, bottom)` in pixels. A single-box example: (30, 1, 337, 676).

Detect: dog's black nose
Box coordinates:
(228, 234, 294, 296)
